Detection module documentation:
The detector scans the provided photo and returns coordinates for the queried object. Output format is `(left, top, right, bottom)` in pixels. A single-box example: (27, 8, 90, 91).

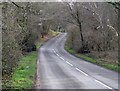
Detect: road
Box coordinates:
(36, 33, 119, 90)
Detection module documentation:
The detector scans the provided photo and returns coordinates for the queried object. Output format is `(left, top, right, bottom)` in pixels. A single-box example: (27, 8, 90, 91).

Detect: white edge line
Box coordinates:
(75, 68, 88, 76)
(66, 61, 73, 67)
(95, 80, 113, 89)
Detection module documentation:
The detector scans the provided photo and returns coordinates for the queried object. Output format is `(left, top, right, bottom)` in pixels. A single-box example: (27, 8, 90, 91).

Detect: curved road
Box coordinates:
(36, 33, 119, 90)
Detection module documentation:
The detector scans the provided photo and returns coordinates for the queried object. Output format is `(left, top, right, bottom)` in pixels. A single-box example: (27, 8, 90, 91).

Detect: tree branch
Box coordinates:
(11, 2, 20, 8)
(108, 2, 120, 10)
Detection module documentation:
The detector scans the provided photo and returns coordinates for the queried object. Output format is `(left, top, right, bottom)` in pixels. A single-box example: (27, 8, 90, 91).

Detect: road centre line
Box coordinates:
(75, 67, 88, 76)
(52, 49, 59, 57)
(56, 53, 60, 56)
(52, 49, 113, 90)
(66, 61, 73, 67)
(53, 49, 56, 53)
(60, 57, 65, 61)
(95, 79, 113, 89)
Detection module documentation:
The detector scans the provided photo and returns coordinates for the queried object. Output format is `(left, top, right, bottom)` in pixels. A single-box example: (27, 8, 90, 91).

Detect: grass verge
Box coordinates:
(3, 30, 59, 89)
(4, 52, 37, 89)
(64, 44, 120, 72)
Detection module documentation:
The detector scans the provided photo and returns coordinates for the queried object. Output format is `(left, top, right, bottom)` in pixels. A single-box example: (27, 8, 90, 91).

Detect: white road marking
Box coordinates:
(66, 61, 73, 67)
(56, 53, 59, 57)
(53, 51, 56, 53)
(75, 68, 88, 76)
(52, 49, 56, 53)
(52, 49, 60, 57)
(95, 79, 113, 89)
(60, 57, 65, 61)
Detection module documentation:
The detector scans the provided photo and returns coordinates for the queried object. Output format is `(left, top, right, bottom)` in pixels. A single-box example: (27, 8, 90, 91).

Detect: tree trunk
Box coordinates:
(71, 31, 74, 49)
(79, 22, 84, 45)
(77, 20, 84, 49)
(78, 22, 87, 53)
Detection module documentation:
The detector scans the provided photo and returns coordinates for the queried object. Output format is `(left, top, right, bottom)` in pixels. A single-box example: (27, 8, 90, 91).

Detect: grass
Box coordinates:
(64, 44, 120, 72)
(36, 41, 43, 49)
(5, 52, 37, 89)
(3, 30, 59, 90)
(76, 54, 97, 64)
(48, 30, 59, 37)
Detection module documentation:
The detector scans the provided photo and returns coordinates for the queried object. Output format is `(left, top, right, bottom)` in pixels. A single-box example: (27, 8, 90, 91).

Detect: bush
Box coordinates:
(2, 2, 39, 83)
(32, 44, 37, 51)
(78, 46, 90, 54)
